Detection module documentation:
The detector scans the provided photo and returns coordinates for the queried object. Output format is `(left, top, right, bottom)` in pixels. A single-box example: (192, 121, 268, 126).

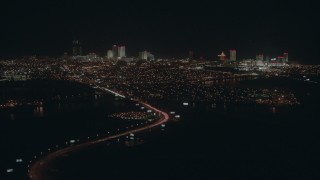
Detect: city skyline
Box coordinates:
(2, 39, 293, 63)
(0, 1, 319, 63)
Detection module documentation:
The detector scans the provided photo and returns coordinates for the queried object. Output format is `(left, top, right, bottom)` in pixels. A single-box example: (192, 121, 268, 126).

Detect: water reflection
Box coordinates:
(212, 103, 216, 108)
(34, 106, 44, 117)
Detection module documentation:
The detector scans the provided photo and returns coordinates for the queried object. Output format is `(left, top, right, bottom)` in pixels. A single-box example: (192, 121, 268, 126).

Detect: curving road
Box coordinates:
(28, 96, 169, 180)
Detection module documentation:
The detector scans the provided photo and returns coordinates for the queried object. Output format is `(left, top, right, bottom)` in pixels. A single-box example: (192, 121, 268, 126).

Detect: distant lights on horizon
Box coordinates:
(73, 42, 290, 60)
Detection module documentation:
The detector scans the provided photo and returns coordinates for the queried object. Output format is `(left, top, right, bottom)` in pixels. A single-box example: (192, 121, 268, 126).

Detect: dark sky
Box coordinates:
(0, 0, 319, 63)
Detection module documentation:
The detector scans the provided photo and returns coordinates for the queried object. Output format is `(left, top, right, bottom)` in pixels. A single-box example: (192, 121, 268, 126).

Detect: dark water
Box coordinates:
(2, 78, 320, 180)
(45, 79, 320, 180)
(0, 81, 143, 179)
(37, 102, 320, 180)
(33, 100, 320, 180)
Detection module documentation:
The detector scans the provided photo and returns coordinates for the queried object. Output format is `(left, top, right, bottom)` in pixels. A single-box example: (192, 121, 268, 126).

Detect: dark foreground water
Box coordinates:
(0, 80, 143, 179)
(46, 102, 320, 180)
(43, 78, 320, 180)
(2, 78, 320, 180)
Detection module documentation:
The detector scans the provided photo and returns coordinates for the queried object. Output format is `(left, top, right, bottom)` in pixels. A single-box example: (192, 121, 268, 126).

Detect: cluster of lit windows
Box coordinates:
(1, 58, 318, 107)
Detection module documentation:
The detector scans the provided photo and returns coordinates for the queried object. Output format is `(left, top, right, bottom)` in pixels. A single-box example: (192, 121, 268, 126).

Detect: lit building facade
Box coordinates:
(118, 46, 126, 58)
(283, 52, 289, 62)
(256, 54, 264, 61)
(218, 52, 226, 61)
(138, 50, 154, 60)
(107, 50, 113, 59)
(139, 50, 148, 60)
(112, 45, 118, 59)
(229, 50, 236, 61)
(278, 56, 284, 62)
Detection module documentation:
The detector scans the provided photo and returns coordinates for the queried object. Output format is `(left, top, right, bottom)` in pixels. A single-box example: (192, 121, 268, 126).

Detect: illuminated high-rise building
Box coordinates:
(138, 50, 154, 61)
(147, 52, 155, 61)
(278, 56, 284, 62)
(229, 50, 236, 61)
(218, 52, 226, 61)
(256, 54, 264, 61)
(283, 52, 289, 62)
(139, 50, 148, 60)
(118, 46, 126, 58)
(72, 40, 82, 56)
(112, 45, 118, 59)
(107, 50, 113, 59)
(265, 56, 270, 62)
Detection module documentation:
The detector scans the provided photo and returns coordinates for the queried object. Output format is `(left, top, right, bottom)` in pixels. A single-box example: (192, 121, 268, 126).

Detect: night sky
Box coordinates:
(0, 0, 319, 63)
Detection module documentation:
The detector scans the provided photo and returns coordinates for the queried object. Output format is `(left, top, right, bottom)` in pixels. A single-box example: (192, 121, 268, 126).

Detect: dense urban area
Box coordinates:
(1, 46, 319, 109)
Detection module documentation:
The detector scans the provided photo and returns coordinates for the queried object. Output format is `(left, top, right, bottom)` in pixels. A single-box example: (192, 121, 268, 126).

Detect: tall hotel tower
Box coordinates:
(118, 46, 126, 58)
(229, 50, 236, 61)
